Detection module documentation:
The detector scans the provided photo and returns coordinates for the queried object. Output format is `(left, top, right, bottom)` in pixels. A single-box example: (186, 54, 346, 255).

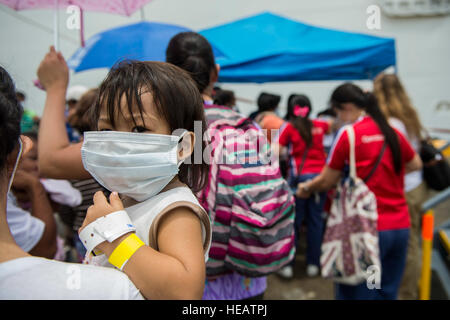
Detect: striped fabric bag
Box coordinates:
(199, 104, 296, 278)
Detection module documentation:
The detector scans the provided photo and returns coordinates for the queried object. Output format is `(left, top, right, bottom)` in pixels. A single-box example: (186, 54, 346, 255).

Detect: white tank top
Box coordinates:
(86, 186, 212, 267)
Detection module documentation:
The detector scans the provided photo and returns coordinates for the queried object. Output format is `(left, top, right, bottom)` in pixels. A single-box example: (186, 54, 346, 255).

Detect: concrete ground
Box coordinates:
(263, 193, 450, 300)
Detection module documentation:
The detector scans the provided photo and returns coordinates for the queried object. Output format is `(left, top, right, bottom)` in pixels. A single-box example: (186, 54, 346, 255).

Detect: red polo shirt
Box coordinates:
(278, 119, 329, 175)
(327, 116, 415, 231)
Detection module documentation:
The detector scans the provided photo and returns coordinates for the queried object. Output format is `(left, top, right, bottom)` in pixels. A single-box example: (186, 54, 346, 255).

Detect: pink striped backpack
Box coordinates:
(199, 104, 296, 278)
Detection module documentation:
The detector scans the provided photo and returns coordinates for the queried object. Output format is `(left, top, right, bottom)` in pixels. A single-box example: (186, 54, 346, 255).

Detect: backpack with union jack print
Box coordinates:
(320, 125, 381, 285)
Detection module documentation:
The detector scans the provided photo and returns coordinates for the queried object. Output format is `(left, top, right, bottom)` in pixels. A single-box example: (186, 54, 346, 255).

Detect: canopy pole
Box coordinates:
(140, 8, 145, 21)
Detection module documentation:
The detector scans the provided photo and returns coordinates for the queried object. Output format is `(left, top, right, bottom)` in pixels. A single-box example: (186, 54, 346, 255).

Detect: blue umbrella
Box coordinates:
(200, 12, 396, 83)
(68, 21, 192, 72)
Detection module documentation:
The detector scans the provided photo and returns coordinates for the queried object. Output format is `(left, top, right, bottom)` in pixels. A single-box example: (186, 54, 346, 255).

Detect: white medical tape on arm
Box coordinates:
(79, 210, 136, 256)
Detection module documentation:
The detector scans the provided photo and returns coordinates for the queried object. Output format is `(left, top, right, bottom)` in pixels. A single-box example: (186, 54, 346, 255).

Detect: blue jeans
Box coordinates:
(289, 174, 326, 267)
(73, 233, 86, 262)
(335, 228, 410, 300)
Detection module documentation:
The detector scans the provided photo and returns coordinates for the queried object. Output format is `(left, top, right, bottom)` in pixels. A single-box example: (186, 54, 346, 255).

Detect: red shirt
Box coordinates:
(278, 119, 329, 175)
(327, 116, 415, 231)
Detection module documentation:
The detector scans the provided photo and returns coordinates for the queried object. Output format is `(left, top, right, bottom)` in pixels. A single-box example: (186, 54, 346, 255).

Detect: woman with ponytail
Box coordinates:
(275, 94, 332, 279)
(296, 83, 422, 300)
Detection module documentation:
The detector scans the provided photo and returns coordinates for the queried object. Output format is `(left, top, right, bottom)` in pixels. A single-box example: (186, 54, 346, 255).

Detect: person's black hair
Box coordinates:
(257, 92, 281, 112)
(213, 89, 235, 107)
(317, 108, 336, 118)
(93, 60, 209, 193)
(287, 94, 313, 147)
(284, 94, 299, 120)
(0, 66, 23, 171)
(330, 82, 402, 173)
(166, 32, 217, 94)
(68, 88, 99, 134)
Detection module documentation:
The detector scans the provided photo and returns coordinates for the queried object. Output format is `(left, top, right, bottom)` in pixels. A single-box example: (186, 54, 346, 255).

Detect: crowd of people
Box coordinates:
(0, 30, 432, 300)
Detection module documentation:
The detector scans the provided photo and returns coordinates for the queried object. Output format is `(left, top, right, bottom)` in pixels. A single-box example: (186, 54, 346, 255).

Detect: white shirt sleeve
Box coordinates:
(388, 117, 408, 136)
(389, 117, 423, 191)
(39, 178, 82, 207)
(6, 192, 45, 252)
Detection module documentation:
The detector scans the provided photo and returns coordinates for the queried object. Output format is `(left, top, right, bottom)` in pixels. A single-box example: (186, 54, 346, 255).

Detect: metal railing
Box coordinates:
(419, 186, 450, 300)
(439, 141, 450, 151)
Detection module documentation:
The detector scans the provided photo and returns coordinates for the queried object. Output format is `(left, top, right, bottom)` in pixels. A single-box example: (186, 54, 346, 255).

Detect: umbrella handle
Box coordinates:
(80, 8, 85, 47)
(54, 0, 59, 51)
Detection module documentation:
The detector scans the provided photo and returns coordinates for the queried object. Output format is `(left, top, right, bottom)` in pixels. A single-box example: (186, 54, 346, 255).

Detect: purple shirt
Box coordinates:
(202, 273, 267, 300)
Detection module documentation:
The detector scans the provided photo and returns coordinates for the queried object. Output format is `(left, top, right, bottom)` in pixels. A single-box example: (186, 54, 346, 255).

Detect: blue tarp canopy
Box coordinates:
(199, 12, 396, 83)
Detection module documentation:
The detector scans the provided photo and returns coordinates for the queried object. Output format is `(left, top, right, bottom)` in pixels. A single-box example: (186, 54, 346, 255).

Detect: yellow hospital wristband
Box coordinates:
(108, 233, 145, 270)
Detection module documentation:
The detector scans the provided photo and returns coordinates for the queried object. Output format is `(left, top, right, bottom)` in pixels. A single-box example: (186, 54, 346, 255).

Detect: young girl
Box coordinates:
(37, 49, 212, 300)
(275, 94, 331, 278)
(81, 60, 213, 300)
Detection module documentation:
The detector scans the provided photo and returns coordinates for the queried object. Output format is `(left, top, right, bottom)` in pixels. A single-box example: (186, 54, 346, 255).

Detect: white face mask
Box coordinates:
(7, 138, 23, 193)
(81, 131, 186, 202)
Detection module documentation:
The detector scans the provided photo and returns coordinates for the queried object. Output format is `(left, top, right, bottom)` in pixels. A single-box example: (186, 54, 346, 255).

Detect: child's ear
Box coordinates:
(178, 131, 195, 162)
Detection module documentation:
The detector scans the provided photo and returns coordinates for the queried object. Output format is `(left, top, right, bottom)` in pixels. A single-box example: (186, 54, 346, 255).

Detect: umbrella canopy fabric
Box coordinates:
(67, 21, 191, 72)
(199, 12, 396, 83)
(0, 0, 153, 16)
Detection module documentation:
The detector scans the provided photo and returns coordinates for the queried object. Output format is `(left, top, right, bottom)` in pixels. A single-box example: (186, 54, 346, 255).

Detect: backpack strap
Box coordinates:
(298, 145, 310, 175)
(364, 142, 387, 183)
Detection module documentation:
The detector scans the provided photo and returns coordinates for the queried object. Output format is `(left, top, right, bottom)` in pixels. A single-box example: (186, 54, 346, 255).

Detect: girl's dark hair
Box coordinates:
(0, 66, 23, 171)
(317, 108, 336, 118)
(213, 89, 235, 107)
(68, 88, 99, 134)
(257, 92, 281, 112)
(285, 94, 298, 120)
(166, 32, 217, 94)
(93, 60, 209, 193)
(287, 94, 313, 147)
(330, 82, 402, 173)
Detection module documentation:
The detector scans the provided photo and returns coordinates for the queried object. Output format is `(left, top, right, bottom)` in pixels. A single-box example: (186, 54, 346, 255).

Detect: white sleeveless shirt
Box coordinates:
(87, 186, 212, 267)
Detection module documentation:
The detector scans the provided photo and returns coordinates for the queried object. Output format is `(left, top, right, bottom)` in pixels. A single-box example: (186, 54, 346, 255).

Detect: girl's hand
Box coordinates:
(78, 191, 129, 253)
(37, 46, 69, 92)
(296, 183, 311, 199)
